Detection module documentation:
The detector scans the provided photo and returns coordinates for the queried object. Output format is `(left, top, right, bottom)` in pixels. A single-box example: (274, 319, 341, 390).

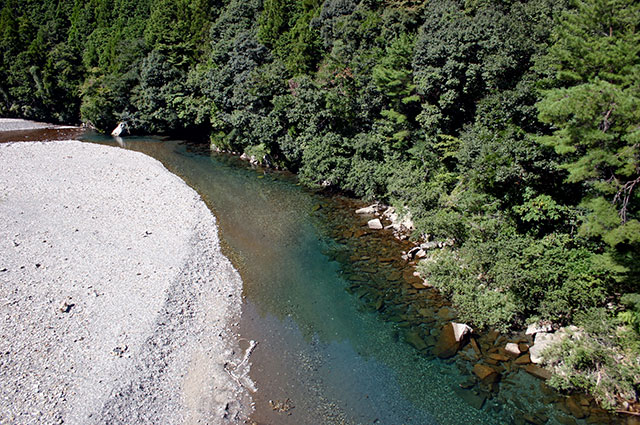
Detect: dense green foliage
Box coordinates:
(1, 0, 639, 408)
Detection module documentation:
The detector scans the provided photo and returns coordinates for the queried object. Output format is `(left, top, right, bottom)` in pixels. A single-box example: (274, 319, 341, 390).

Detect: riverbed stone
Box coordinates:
(453, 386, 486, 410)
(473, 363, 499, 384)
(524, 364, 552, 380)
(356, 205, 378, 215)
(488, 353, 510, 362)
(434, 322, 472, 358)
(470, 338, 482, 356)
(437, 306, 455, 321)
(367, 218, 383, 230)
(565, 396, 587, 419)
(505, 342, 521, 357)
(515, 354, 531, 365)
(405, 331, 428, 351)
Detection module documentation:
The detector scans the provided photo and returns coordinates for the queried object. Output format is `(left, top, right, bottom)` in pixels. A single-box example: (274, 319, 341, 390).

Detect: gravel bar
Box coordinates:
(0, 140, 252, 424)
(0, 118, 77, 132)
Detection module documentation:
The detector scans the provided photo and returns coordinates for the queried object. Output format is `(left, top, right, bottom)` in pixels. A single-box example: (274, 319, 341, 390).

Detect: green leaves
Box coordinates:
(537, 0, 640, 246)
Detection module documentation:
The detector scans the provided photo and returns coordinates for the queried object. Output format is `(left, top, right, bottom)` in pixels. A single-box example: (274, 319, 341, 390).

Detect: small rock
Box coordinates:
(451, 322, 473, 342)
(453, 386, 486, 410)
(111, 344, 128, 358)
(526, 323, 553, 335)
(356, 205, 378, 215)
(565, 396, 587, 419)
(407, 246, 421, 258)
(269, 398, 294, 414)
(488, 353, 510, 362)
(405, 331, 428, 351)
(459, 379, 475, 389)
(367, 218, 383, 230)
(470, 338, 482, 355)
(505, 342, 521, 357)
(59, 300, 74, 313)
(437, 306, 455, 321)
(420, 241, 439, 251)
(110, 122, 128, 137)
(414, 249, 427, 259)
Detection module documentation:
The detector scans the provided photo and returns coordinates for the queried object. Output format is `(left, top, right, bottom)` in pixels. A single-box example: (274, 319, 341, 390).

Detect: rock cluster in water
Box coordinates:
(315, 197, 627, 425)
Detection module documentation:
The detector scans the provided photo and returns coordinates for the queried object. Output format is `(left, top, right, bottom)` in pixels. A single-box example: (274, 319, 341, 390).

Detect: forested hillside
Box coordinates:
(1, 0, 639, 409)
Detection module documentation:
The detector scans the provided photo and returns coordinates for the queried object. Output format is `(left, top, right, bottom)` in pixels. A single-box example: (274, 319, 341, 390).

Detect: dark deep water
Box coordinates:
(2, 129, 606, 425)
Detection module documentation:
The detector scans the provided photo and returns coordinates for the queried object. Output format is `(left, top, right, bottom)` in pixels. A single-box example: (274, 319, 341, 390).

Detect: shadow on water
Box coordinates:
(7, 130, 610, 425)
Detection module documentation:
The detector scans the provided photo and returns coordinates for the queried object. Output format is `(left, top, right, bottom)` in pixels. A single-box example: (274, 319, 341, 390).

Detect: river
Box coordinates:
(3, 128, 605, 425)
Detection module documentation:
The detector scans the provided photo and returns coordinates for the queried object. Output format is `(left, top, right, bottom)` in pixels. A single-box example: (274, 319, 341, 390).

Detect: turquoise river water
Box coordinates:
(2, 128, 605, 425)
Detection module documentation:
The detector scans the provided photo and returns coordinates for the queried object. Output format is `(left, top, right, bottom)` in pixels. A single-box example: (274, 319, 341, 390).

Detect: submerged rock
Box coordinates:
(434, 322, 472, 359)
(473, 363, 499, 384)
(405, 331, 428, 351)
(524, 364, 552, 380)
(453, 386, 486, 410)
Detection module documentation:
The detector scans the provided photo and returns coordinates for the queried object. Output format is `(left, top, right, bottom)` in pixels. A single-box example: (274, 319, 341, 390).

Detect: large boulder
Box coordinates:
(434, 322, 472, 359)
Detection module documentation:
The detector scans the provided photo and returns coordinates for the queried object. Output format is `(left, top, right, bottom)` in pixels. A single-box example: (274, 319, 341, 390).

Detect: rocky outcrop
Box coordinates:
(529, 333, 555, 363)
(529, 326, 580, 364)
(383, 206, 414, 233)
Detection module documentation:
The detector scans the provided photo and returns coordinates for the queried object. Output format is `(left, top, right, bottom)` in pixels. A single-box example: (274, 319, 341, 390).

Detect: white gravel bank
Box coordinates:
(0, 118, 76, 132)
(0, 141, 252, 424)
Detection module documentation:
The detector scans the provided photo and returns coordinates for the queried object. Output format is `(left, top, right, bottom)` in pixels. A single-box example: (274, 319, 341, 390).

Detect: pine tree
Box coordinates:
(536, 0, 640, 246)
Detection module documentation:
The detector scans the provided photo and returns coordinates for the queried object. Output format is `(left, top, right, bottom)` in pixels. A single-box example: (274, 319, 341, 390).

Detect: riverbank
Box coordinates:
(0, 138, 251, 424)
(0, 118, 77, 131)
(319, 195, 632, 425)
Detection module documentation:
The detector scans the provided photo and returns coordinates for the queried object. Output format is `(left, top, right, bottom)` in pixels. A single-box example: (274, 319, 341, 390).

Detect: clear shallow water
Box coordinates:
(58, 133, 600, 425)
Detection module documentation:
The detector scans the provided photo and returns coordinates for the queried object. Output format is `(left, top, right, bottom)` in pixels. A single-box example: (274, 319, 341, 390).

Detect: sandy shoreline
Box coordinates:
(0, 137, 251, 423)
